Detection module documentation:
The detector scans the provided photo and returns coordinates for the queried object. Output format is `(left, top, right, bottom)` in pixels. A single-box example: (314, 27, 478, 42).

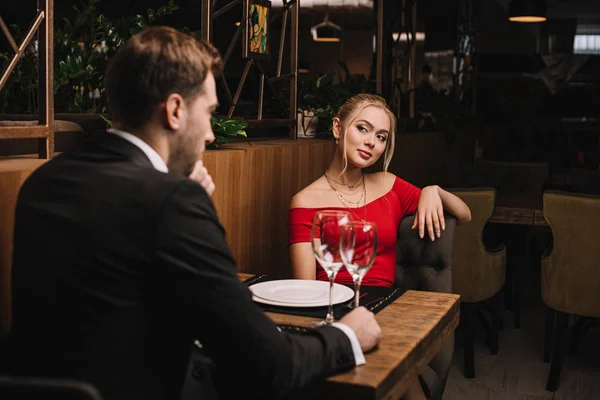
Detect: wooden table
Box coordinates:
(238, 273, 460, 399)
(489, 196, 548, 227)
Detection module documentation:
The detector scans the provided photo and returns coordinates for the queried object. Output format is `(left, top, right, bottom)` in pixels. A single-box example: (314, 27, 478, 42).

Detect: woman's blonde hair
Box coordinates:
(335, 93, 396, 173)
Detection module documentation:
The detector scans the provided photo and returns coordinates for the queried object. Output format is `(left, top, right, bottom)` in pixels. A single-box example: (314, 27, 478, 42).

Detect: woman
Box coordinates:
(289, 93, 471, 287)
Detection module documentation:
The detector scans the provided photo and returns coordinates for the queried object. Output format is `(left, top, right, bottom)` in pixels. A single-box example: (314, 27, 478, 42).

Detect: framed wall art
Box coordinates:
(242, 0, 271, 60)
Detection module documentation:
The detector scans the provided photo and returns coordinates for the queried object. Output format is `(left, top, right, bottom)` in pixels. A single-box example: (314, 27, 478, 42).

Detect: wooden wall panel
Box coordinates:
(389, 132, 470, 188)
(0, 159, 47, 333)
(0, 141, 335, 331)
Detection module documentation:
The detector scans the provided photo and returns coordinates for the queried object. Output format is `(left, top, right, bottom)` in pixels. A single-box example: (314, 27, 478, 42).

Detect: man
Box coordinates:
(10, 26, 381, 400)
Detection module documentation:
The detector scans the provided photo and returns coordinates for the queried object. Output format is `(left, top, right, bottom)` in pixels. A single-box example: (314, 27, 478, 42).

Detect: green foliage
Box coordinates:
(0, 0, 180, 115)
(209, 116, 248, 148)
(296, 61, 374, 137)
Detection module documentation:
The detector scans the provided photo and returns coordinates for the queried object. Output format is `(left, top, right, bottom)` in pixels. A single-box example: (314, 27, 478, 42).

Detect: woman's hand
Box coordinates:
(189, 160, 216, 197)
(411, 185, 445, 241)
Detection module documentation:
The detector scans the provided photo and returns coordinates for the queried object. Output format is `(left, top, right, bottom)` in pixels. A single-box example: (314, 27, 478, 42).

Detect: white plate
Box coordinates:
(249, 280, 354, 307)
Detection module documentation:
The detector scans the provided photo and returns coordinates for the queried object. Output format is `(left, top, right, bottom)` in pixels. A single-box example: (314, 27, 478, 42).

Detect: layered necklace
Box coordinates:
(324, 170, 367, 222)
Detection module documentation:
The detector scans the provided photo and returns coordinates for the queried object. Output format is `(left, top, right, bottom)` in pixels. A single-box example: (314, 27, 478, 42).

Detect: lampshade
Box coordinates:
(508, 0, 547, 23)
(311, 14, 342, 42)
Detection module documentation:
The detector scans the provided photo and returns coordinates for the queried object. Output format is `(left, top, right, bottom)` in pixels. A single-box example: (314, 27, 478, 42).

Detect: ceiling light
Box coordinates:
(311, 14, 342, 42)
(393, 32, 426, 42)
(508, 0, 547, 23)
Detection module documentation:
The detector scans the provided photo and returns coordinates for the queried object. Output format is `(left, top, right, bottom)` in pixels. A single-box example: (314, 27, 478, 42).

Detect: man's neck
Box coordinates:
(112, 124, 169, 165)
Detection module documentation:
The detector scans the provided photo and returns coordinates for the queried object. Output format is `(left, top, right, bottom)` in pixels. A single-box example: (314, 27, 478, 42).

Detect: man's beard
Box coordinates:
(167, 133, 198, 176)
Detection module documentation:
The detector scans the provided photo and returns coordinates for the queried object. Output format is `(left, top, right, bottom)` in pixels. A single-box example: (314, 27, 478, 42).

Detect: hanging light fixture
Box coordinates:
(508, 0, 547, 23)
(311, 14, 342, 42)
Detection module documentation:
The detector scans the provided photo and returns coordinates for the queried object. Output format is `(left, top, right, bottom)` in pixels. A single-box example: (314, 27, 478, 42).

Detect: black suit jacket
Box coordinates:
(10, 134, 355, 400)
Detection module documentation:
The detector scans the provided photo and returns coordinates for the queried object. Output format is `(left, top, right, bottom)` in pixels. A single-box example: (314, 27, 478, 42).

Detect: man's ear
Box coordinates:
(164, 93, 185, 131)
(332, 117, 342, 140)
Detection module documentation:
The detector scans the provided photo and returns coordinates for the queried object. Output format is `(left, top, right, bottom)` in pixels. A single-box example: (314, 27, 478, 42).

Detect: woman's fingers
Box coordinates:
(426, 213, 434, 241)
(438, 205, 446, 232)
(432, 211, 441, 239)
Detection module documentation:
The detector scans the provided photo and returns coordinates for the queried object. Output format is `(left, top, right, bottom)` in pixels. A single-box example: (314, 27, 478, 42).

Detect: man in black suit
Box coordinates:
(10, 26, 381, 400)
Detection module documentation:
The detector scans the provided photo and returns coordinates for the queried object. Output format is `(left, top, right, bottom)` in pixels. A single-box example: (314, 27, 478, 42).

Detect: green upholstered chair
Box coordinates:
(450, 188, 506, 378)
(541, 190, 600, 391)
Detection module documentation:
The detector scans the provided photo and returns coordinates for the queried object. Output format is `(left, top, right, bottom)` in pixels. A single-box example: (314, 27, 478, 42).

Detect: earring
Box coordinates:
(335, 138, 339, 144)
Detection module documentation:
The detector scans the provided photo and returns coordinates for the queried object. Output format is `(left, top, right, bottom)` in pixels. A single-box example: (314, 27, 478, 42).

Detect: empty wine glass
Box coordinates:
(311, 210, 352, 325)
(340, 221, 378, 308)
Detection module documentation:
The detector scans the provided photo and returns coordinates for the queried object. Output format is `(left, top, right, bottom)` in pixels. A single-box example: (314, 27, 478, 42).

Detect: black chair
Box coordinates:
(0, 333, 103, 400)
(0, 376, 103, 400)
(395, 214, 457, 400)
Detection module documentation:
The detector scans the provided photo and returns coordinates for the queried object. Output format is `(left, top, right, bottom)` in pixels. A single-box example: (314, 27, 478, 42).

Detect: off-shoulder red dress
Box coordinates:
(288, 177, 421, 288)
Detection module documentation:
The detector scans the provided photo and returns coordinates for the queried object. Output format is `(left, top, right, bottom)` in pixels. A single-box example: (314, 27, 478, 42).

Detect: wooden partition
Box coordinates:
(0, 140, 333, 332)
(204, 140, 334, 276)
(390, 131, 472, 188)
(0, 158, 48, 332)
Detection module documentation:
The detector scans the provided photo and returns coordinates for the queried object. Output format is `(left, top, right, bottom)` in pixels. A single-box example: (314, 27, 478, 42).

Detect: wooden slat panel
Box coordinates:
(0, 140, 333, 331)
(0, 125, 50, 139)
(234, 140, 333, 275)
(0, 159, 47, 332)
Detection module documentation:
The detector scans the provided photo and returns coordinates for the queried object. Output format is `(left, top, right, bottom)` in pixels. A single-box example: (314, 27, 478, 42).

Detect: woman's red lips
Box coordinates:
(358, 149, 372, 159)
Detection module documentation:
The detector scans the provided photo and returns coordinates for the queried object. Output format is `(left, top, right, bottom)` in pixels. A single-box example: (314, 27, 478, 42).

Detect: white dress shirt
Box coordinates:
(107, 128, 366, 366)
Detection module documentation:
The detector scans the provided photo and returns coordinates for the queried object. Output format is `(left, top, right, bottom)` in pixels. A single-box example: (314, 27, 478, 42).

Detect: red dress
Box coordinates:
(288, 177, 421, 288)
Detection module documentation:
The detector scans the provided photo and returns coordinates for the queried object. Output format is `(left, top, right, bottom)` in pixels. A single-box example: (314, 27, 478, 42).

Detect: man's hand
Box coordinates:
(339, 307, 381, 352)
(188, 160, 216, 196)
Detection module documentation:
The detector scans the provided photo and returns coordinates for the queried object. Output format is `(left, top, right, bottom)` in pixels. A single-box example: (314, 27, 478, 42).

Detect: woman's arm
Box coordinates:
(290, 242, 316, 280)
(412, 185, 471, 241)
(436, 186, 471, 225)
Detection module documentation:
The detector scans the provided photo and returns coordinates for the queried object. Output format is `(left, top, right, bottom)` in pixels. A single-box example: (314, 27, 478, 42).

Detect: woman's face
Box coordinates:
(335, 105, 390, 169)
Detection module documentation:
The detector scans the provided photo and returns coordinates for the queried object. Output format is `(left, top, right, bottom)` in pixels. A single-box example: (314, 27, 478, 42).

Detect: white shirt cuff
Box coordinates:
(331, 322, 366, 366)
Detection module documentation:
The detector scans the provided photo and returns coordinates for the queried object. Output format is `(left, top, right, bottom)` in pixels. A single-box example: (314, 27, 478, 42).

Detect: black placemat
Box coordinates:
(244, 275, 403, 320)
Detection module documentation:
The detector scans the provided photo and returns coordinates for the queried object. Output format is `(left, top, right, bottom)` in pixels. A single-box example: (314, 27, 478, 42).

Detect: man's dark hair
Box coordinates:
(105, 26, 223, 130)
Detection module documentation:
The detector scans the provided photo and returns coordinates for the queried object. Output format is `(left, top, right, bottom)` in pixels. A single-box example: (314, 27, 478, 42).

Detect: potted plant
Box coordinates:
(209, 117, 248, 148)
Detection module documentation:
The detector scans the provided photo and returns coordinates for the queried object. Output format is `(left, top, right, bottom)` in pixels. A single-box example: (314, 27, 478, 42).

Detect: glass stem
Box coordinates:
(326, 274, 335, 325)
(354, 276, 362, 308)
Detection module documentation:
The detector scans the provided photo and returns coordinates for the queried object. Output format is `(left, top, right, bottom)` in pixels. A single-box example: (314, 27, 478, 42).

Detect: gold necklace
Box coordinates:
(324, 171, 364, 189)
(325, 173, 367, 222)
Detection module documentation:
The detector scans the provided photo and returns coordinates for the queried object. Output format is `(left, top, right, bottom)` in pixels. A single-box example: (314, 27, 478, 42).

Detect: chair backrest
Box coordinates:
(395, 214, 456, 294)
(542, 191, 600, 317)
(472, 160, 549, 200)
(0, 376, 103, 400)
(570, 168, 600, 195)
(395, 213, 456, 400)
(449, 188, 506, 303)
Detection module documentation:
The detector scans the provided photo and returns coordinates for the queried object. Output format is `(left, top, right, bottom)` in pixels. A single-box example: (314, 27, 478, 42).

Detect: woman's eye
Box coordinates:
(377, 135, 387, 142)
(358, 125, 367, 132)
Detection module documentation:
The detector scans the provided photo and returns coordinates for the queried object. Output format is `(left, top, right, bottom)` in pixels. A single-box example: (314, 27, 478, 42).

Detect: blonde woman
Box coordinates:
(289, 93, 471, 287)
(288, 93, 470, 400)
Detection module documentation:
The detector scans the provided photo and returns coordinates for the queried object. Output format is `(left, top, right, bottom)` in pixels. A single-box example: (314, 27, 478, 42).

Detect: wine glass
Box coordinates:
(340, 221, 378, 308)
(311, 210, 352, 325)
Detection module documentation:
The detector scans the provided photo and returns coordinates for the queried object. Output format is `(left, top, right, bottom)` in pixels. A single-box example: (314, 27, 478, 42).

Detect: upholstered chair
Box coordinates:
(570, 168, 600, 195)
(541, 191, 600, 391)
(471, 160, 549, 200)
(472, 161, 549, 328)
(395, 214, 456, 400)
(449, 188, 506, 378)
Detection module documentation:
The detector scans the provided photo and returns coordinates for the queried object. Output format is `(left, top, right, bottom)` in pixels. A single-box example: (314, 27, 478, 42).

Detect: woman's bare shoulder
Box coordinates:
(290, 176, 330, 209)
(365, 172, 398, 192)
